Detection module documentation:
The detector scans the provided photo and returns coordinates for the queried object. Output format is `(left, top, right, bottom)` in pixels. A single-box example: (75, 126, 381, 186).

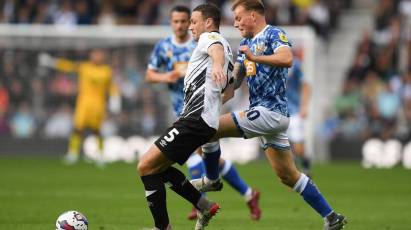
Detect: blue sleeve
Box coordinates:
(270, 28, 292, 52)
(148, 41, 165, 70)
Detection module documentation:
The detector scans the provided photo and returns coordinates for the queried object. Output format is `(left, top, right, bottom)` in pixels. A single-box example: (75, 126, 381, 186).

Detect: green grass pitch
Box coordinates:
(0, 156, 410, 229)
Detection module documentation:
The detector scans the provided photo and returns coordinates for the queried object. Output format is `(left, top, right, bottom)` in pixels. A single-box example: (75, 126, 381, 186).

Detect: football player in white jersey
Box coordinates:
(191, 1, 347, 229)
(137, 4, 233, 230)
(146, 5, 261, 221)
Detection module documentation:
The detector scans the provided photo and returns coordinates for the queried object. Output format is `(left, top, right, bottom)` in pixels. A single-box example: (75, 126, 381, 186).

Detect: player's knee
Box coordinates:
(276, 169, 299, 187)
(137, 160, 150, 176)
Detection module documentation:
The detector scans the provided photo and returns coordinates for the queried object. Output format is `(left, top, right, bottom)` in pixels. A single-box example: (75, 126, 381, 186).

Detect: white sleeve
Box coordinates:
(198, 33, 223, 54)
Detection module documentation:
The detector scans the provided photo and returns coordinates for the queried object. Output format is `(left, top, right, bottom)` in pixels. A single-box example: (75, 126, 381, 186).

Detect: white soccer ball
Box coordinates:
(55, 210, 88, 230)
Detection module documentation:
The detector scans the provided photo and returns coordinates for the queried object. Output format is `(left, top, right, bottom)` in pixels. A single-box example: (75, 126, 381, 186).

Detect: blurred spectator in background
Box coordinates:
(75, 0, 93, 25)
(327, 0, 411, 143)
(10, 102, 36, 138)
(0, 0, 345, 39)
(52, 0, 77, 27)
(0, 83, 10, 136)
(98, 2, 116, 26)
(307, 0, 330, 40)
(0, 82, 9, 114)
(44, 104, 73, 138)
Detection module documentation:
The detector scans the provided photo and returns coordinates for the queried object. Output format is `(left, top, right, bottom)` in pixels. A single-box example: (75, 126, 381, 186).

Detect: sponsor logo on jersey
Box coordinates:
(244, 59, 257, 77)
(279, 32, 288, 43)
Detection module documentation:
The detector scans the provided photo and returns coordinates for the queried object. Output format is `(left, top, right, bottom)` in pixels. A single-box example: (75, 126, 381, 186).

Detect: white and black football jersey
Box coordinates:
(180, 31, 234, 130)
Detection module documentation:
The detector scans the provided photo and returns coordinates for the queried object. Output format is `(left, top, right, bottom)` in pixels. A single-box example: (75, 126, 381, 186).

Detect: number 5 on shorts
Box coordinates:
(164, 128, 179, 142)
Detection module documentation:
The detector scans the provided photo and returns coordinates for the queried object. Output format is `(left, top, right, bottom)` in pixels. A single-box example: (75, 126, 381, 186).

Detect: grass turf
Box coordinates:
(0, 156, 410, 230)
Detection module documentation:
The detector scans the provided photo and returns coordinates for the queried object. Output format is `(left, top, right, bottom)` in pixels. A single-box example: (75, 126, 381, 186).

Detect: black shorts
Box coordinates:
(154, 118, 216, 165)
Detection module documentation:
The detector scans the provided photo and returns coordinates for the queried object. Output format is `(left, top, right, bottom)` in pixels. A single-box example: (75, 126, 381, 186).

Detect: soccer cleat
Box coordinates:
(247, 189, 262, 220)
(324, 212, 347, 230)
(187, 207, 198, 220)
(195, 202, 220, 230)
(190, 177, 223, 193)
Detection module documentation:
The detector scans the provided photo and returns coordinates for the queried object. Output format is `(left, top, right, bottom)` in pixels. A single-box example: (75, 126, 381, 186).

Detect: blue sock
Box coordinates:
(293, 173, 333, 217)
(202, 142, 221, 180)
(186, 154, 205, 180)
(220, 160, 249, 195)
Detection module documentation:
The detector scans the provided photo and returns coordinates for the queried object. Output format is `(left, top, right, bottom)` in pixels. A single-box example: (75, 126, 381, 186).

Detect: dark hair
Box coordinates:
(170, 5, 191, 17)
(232, 0, 265, 15)
(193, 3, 221, 28)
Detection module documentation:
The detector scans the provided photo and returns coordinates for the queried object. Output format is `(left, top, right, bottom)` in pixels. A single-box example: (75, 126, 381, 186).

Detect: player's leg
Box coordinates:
(187, 152, 206, 180)
(65, 128, 83, 164)
(186, 151, 206, 220)
(263, 137, 346, 229)
(65, 105, 85, 164)
(192, 113, 243, 190)
(90, 107, 105, 166)
(219, 158, 261, 220)
(292, 142, 311, 176)
(137, 145, 174, 229)
(138, 120, 220, 229)
(288, 114, 311, 176)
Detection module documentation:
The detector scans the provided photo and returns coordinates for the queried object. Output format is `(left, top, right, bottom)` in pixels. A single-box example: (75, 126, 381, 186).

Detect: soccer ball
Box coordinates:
(55, 210, 88, 230)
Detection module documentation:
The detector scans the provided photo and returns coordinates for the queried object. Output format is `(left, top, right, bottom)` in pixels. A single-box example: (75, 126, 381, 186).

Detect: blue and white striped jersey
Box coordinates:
(236, 25, 291, 117)
(148, 36, 196, 115)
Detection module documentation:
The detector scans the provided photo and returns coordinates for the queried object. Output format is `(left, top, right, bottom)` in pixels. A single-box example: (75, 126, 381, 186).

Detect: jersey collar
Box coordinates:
(252, 25, 269, 41)
(172, 34, 193, 47)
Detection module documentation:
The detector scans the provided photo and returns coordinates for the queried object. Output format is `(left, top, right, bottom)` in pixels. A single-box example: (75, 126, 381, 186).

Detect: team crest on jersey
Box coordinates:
(255, 43, 266, 55)
(279, 32, 288, 43)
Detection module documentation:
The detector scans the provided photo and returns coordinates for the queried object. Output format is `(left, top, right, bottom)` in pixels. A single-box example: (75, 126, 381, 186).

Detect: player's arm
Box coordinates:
(300, 82, 311, 118)
(145, 68, 181, 84)
(222, 81, 235, 104)
(208, 43, 227, 85)
(239, 45, 293, 68)
(232, 62, 246, 89)
(38, 53, 79, 73)
(221, 62, 245, 103)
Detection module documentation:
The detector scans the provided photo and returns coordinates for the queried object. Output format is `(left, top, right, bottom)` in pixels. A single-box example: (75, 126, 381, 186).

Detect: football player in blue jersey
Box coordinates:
(286, 55, 313, 177)
(191, 0, 347, 229)
(146, 5, 261, 221)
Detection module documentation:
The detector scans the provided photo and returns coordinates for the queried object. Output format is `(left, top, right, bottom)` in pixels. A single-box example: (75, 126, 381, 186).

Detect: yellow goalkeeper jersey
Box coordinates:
(56, 59, 115, 130)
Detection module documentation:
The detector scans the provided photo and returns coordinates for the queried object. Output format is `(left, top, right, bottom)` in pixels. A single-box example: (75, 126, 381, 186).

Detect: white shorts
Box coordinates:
(287, 114, 305, 143)
(231, 106, 291, 150)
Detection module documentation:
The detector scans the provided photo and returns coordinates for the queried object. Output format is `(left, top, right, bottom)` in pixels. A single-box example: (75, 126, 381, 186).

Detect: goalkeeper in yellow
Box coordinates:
(39, 49, 120, 165)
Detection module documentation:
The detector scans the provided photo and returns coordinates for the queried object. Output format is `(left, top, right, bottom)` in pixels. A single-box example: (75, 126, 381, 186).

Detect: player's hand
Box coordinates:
(211, 64, 227, 87)
(239, 45, 255, 62)
(165, 70, 181, 83)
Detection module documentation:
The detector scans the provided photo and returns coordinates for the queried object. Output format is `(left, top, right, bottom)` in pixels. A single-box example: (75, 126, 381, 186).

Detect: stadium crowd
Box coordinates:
(324, 0, 411, 142)
(0, 0, 348, 140)
(0, 0, 346, 38)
